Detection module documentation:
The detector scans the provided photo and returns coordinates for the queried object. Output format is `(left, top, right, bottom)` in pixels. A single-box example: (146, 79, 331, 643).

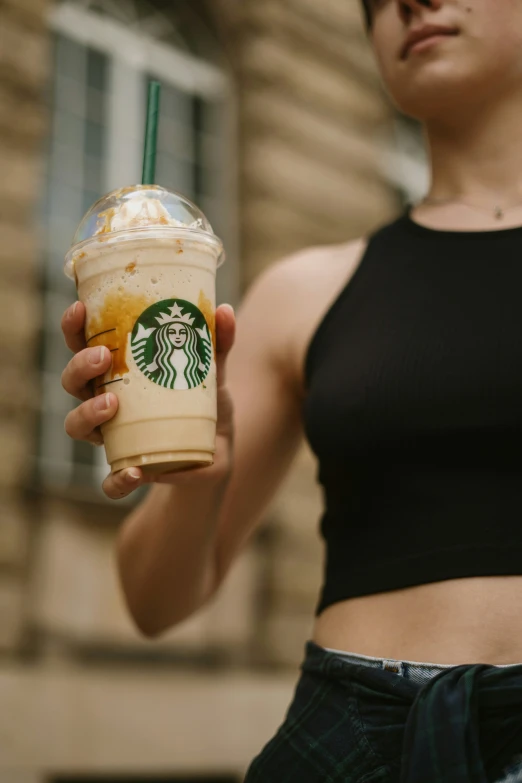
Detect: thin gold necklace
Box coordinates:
(418, 195, 522, 221)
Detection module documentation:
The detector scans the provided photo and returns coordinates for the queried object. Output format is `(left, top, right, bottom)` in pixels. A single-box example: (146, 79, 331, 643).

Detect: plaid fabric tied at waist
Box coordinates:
(301, 644, 522, 783)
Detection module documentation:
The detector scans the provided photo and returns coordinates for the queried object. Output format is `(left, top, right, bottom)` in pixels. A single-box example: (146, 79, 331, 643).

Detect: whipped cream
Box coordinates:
(95, 197, 203, 235)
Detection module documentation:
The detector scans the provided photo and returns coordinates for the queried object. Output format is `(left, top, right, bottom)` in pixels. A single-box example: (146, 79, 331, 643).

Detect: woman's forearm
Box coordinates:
(116, 476, 229, 637)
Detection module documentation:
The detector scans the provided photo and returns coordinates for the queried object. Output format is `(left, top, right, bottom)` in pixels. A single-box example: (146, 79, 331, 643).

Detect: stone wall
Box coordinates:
(0, 0, 50, 653)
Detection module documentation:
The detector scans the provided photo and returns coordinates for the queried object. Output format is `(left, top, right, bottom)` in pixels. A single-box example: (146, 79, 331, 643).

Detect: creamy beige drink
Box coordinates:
(65, 185, 224, 475)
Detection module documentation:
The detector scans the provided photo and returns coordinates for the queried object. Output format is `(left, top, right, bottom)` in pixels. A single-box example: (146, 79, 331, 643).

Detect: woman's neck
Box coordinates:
(426, 91, 522, 204)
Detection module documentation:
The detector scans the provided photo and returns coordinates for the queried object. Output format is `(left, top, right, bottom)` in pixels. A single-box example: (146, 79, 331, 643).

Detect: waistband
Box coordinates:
(311, 641, 522, 686)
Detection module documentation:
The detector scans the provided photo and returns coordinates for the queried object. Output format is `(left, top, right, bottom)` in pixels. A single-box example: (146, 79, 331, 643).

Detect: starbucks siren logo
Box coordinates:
(131, 298, 213, 390)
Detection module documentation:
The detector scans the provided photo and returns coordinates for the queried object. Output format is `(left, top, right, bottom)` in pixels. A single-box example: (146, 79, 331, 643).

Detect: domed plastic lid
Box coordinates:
(65, 184, 224, 278)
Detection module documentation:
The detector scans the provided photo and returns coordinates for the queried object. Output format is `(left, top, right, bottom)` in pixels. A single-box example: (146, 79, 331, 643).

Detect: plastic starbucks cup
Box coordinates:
(64, 184, 225, 476)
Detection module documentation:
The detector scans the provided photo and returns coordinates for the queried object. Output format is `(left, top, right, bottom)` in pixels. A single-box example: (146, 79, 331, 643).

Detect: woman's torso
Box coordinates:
(286, 211, 522, 666)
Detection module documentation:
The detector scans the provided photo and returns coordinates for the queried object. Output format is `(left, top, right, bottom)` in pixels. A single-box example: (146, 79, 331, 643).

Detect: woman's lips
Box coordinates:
(401, 26, 460, 60)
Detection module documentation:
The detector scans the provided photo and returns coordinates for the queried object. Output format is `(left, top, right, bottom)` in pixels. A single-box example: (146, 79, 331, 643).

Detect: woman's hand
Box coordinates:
(61, 301, 236, 500)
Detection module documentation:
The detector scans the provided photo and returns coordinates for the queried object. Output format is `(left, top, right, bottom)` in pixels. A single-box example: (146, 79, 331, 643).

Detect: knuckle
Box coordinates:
(63, 352, 95, 398)
(64, 410, 77, 439)
(62, 356, 79, 391)
(76, 349, 91, 374)
(74, 348, 89, 373)
(78, 400, 93, 430)
(64, 402, 93, 441)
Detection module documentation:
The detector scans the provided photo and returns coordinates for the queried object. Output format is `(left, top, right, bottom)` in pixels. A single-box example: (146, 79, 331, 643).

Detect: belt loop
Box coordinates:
(382, 659, 404, 676)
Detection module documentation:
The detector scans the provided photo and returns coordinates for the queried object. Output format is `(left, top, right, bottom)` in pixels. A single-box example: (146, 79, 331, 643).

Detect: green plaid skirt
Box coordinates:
(244, 641, 522, 783)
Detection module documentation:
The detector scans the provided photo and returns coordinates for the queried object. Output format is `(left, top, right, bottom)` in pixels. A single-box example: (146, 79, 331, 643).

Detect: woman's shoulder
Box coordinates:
(241, 239, 368, 391)
(247, 238, 368, 301)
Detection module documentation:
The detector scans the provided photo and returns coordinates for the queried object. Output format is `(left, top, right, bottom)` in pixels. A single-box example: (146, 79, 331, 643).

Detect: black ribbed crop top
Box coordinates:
(304, 212, 522, 616)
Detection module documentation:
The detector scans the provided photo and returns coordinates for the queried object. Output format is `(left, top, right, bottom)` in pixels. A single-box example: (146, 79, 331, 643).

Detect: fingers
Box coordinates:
(61, 346, 113, 401)
(64, 393, 118, 444)
(215, 304, 236, 388)
(102, 467, 144, 500)
(62, 301, 87, 354)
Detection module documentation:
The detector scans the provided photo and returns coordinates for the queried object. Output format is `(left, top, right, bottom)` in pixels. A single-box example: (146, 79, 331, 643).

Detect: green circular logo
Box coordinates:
(131, 298, 213, 390)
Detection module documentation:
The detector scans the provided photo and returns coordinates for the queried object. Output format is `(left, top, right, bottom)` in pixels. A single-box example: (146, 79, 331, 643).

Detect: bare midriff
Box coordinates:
(312, 576, 522, 666)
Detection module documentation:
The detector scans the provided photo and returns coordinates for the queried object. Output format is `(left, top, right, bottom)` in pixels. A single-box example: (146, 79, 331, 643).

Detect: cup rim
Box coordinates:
(64, 226, 225, 280)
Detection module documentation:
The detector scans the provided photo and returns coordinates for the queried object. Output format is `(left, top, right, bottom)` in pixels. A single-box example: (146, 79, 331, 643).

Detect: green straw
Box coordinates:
(142, 80, 161, 184)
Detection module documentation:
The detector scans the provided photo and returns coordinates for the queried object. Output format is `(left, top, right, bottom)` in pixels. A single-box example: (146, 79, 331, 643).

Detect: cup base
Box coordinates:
(111, 451, 214, 476)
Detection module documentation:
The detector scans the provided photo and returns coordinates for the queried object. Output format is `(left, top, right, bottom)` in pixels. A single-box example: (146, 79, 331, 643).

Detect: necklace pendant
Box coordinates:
(494, 206, 504, 220)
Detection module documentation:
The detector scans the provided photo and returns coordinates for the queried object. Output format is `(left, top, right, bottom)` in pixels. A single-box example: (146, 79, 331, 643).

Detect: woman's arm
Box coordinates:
(115, 258, 305, 637)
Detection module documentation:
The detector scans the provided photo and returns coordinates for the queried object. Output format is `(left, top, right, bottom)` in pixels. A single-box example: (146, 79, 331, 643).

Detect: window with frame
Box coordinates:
(37, 0, 238, 497)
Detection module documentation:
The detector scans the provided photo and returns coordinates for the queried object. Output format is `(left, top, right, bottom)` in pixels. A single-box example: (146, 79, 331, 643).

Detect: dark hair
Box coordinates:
(361, 0, 372, 29)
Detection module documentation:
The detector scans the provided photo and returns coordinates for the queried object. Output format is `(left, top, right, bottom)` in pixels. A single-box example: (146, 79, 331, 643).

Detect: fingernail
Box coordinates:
(94, 393, 111, 411)
(90, 346, 107, 365)
(126, 469, 141, 482)
(68, 302, 79, 319)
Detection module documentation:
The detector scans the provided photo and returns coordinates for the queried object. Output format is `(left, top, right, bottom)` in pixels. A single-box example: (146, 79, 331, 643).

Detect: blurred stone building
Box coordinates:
(0, 0, 426, 780)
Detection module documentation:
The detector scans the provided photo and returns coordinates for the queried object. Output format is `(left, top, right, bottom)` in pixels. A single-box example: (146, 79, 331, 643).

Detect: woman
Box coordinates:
(60, 1, 522, 779)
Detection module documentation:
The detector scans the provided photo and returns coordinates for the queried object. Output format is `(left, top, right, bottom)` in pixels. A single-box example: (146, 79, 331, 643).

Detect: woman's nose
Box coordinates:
(397, 0, 444, 16)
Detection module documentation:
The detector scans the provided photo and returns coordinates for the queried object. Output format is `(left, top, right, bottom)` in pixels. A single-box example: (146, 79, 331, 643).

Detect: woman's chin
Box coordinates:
(394, 76, 480, 122)
(391, 55, 504, 122)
